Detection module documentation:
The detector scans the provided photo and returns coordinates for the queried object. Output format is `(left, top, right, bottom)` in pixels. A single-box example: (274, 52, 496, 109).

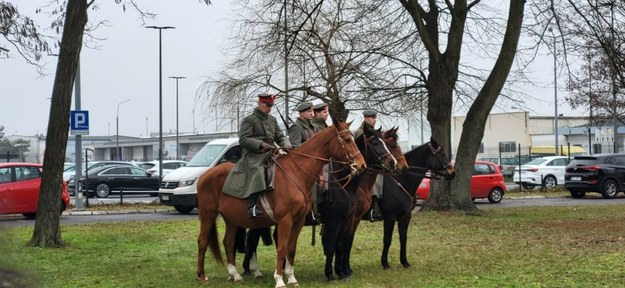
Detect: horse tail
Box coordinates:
(207, 222, 224, 266)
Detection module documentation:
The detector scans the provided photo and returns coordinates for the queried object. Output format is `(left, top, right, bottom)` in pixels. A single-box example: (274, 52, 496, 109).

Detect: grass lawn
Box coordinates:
(2, 204, 625, 288)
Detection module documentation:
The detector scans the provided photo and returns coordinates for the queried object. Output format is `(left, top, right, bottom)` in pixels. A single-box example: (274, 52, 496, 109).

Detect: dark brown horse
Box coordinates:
(374, 138, 455, 270)
(333, 127, 410, 279)
(240, 127, 409, 281)
(195, 121, 366, 288)
(316, 126, 406, 281)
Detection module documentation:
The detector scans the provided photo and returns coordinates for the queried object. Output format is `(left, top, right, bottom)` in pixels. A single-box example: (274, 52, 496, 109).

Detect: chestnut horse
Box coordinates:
(195, 121, 366, 288)
(374, 138, 455, 270)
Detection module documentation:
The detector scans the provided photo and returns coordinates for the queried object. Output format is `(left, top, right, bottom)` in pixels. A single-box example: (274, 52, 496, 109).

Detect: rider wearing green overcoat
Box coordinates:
(222, 93, 291, 218)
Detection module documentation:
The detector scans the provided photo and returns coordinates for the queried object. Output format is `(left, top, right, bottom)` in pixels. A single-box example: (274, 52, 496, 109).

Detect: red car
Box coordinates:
(416, 160, 506, 203)
(0, 163, 70, 218)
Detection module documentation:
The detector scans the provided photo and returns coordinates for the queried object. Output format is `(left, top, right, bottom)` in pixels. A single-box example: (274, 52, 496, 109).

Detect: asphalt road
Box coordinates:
(3, 195, 625, 228)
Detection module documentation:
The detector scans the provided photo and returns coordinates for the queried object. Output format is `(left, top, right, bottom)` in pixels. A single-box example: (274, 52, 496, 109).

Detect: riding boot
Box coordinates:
(248, 193, 263, 218)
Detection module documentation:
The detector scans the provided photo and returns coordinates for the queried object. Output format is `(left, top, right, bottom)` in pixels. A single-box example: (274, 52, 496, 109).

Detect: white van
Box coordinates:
(158, 138, 241, 213)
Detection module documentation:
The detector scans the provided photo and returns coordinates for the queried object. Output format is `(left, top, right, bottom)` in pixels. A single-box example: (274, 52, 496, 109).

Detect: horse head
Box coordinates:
(331, 121, 367, 175)
(426, 138, 456, 180)
(381, 127, 409, 171)
(405, 137, 456, 180)
(354, 126, 397, 173)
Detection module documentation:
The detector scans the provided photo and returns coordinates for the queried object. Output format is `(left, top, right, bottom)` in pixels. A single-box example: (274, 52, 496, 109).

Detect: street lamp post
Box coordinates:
(549, 28, 559, 156)
(116, 99, 131, 160)
(169, 76, 186, 160)
(146, 25, 175, 184)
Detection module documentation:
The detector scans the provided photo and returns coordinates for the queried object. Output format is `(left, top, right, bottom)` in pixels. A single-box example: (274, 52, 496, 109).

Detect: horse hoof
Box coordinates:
(228, 275, 244, 282)
(382, 265, 391, 270)
(326, 275, 335, 282)
(288, 281, 299, 287)
(402, 263, 411, 268)
(196, 275, 209, 283)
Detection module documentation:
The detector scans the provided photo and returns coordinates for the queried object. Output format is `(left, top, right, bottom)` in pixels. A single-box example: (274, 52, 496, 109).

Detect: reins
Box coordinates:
(268, 127, 361, 200)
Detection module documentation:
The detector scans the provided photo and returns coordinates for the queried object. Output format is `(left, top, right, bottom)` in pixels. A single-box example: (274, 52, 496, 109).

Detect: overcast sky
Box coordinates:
(3, 0, 234, 138)
(2, 1, 584, 147)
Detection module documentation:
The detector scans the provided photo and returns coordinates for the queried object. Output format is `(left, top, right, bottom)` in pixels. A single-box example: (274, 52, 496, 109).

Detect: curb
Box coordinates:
(63, 208, 175, 216)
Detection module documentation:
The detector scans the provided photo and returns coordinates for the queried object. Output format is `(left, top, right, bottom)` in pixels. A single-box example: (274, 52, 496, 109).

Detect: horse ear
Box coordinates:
(430, 137, 437, 145)
(346, 120, 353, 127)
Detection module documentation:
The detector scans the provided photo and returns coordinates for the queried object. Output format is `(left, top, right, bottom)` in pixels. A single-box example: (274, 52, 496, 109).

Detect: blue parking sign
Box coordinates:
(70, 110, 89, 135)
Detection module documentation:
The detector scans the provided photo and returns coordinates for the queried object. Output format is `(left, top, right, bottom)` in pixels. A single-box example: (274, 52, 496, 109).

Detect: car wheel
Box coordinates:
(174, 205, 194, 214)
(488, 188, 504, 203)
(22, 213, 36, 219)
(569, 190, 586, 198)
(543, 175, 557, 190)
(95, 183, 111, 198)
(522, 184, 535, 190)
(149, 193, 158, 197)
(601, 179, 618, 199)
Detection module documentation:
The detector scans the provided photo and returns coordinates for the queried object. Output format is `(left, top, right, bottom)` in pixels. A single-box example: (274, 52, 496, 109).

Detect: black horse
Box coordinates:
(237, 126, 400, 279)
(372, 138, 455, 271)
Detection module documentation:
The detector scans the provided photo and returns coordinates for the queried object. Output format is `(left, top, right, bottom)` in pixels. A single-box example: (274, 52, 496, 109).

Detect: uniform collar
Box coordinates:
(253, 108, 269, 120)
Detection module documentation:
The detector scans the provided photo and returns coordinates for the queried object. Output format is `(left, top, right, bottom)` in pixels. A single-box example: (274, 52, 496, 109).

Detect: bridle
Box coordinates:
(272, 126, 362, 197)
(405, 142, 453, 180)
(362, 134, 396, 173)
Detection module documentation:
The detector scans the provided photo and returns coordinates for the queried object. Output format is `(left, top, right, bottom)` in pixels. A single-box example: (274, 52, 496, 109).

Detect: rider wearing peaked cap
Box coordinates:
(222, 92, 291, 218)
(288, 102, 316, 148)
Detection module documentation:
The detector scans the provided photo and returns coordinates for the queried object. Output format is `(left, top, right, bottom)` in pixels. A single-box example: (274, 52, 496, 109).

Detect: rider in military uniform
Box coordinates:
(353, 109, 378, 139)
(288, 102, 316, 147)
(354, 109, 383, 221)
(311, 102, 329, 131)
(222, 93, 292, 218)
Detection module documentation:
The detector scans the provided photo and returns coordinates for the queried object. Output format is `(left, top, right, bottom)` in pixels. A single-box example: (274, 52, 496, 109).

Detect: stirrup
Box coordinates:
(249, 205, 263, 218)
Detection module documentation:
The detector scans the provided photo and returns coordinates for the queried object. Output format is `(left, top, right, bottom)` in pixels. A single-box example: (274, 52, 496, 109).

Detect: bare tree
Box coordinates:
(198, 0, 426, 124)
(4, 0, 210, 247)
(563, 1, 625, 128)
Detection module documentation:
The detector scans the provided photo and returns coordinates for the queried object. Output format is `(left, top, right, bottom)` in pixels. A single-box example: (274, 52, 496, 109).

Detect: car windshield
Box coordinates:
(187, 144, 227, 167)
(139, 163, 156, 170)
(525, 158, 548, 165)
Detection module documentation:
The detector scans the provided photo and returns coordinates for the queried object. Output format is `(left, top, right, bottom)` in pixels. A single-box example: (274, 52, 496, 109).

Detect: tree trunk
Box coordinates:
(29, 0, 88, 247)
(403, 1, 526, 212)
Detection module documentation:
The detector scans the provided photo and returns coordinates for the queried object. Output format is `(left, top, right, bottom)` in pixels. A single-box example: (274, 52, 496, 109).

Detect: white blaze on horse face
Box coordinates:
(379, 137, 397, 167)
(285, 260, 298, 285)
(227, 264, 243, 282)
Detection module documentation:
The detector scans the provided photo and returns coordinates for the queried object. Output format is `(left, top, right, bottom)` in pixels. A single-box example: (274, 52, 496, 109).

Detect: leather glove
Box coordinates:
(260, 142, 274, 152)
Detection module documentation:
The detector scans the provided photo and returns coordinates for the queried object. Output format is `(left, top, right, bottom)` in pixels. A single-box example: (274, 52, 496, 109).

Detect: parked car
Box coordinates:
(512, 156, 571, 189)
(63, 160, 137, 182)
(416, 160, 506, 203)
(565, 154, 625, 199)
(159, 138, 241, 214)
(478, 157, 519, 178)
(76, 165, 160, 198)
(0, 162, 70, 219)
(137, 160, 187, 177)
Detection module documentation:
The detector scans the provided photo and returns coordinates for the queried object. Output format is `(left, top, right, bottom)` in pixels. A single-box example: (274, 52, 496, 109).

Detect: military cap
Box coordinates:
(313, 102, 328, 112)
(363, 109, 377, 117)
(295, 102, 314, 112)
(258, 93, 276, 104)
